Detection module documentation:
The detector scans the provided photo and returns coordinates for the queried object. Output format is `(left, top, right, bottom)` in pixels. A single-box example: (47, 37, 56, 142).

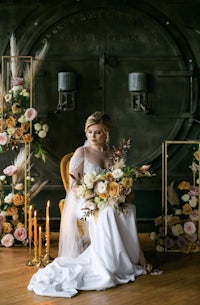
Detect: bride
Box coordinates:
(27, 111, 152, 298)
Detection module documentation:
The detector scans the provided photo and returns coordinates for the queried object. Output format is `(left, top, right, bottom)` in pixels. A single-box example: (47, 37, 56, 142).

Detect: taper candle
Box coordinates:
(34, 210, 37, 243)
(38, 226, 42, 257)
(28, 205, 32, 240)
(46, 200, 50, 250)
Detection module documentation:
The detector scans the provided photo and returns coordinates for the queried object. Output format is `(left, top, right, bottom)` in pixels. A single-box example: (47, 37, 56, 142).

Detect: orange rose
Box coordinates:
(21, 122, 30, 133)
(182, 203, 192, 215)
(2, 222, 12, 233)
(22, 134, 33, 143)
(6, 116, 16, 128)
(178, 181, 191, 190)
(13, 128, 23, 139)
(12, 194, 24, 206)
(107, 181, 121, 197)
(11, 103, 20, 114)
(194, 151, 200, 161)
(6, 205, 18, 216)
(98, 193, 108, 199)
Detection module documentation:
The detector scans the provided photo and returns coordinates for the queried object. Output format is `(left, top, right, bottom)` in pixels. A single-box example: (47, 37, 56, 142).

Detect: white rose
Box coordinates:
(96, 181, 107, 194)
(189, 196, 198, 208)
(112, 168, 124, 179)
(150, 232, 157, 240)
(84, 172, 96, 189)
(0, 175, 6, 182)
(38, 130, 47, 139)
(175, 209, 182, 215)
(4, 193, 13, 204)
(18, 115, 26, 124)
(171, 224, 184, 237)
(181, 194, 190, 202)
(14, 183, 24, 191)
(1, 233, 14, 247)
(42, 124, 49, 132)
(76, 184, 87, 197)
(34, 123, 41, 131)
(7, 127, 16, 135)
(85, 200, 96, 211)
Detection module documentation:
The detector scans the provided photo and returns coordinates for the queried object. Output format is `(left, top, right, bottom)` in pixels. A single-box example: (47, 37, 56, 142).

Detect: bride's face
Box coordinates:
(86, 124, 107, 147)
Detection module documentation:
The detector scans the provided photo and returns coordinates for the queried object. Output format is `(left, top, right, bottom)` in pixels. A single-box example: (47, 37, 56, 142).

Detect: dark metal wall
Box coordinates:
(0, 0, 200, 230)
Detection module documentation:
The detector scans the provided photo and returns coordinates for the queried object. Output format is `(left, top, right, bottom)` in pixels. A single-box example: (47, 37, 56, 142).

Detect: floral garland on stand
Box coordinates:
(0, 34, 49, 247)
(150, 148, 200, 253)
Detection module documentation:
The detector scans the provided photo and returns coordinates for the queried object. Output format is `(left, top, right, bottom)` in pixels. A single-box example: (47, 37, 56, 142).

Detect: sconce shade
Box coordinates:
(58, 72, 76, 91)
(128, 72, 147, 91)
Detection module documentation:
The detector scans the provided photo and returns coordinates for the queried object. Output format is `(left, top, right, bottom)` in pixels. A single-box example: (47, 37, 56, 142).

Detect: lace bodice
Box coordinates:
(84, 158, 103, 175)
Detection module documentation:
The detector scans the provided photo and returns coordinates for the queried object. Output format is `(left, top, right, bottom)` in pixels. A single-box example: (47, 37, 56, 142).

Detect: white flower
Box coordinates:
(76, 184, 87, 197)
(4, 193, 13, 204)
(112, 168, 124, 179)
(189, 196, 198, 208)
(156, 245, 165, 252)
(14, 183, 24, 191)
(96, 181, 107, 193)
(7, 127, 15, 135)
(171, 223, 184, 237)
(18, 115, 26, 124)
(42, 124, 49, 132)
(175, 209, 182, 215)
(83, 172, 96, 189)
(1, 233, 14, 247)
(0, 175, 6, 182)
(4, 93, 12, 102)
(34, 123, 41, 131)
(181, 194, 190, 202)
(85, 200, 96, 211)
(150, 232, 157, 240)
(38, 130, 47, 139)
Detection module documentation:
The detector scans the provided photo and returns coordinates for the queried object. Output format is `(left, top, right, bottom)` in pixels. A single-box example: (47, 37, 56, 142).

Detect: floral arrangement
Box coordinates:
(72, 139, 154, 219)
(0, 148, 48, 247)
(150, 149, 200, 253)
(0, 34, 49, 161)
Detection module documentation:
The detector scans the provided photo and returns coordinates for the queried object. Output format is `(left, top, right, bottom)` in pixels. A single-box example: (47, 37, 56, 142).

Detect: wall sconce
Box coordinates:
(56, 72, 76, 112)
(128, 72, 148, 113)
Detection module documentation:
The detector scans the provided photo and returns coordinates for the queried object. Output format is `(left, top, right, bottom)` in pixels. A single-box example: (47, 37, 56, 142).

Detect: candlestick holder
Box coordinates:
(26, 238, 34, 266)
(32, 241, 39, 265)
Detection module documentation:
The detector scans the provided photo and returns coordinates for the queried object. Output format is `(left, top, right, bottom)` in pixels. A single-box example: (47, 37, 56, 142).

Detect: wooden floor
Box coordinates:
(0, 233, 200, 305)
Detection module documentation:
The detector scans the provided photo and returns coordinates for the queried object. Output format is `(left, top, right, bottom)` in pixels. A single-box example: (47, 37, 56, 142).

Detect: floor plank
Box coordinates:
(0, 234, 200, 305)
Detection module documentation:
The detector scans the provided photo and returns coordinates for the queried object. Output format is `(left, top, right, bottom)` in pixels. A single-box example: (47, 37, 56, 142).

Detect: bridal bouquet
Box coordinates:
(72, 139, 154, 219)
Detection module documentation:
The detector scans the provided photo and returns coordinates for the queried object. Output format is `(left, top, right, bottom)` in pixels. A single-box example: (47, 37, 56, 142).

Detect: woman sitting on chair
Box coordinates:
(28, 111, 159, 298)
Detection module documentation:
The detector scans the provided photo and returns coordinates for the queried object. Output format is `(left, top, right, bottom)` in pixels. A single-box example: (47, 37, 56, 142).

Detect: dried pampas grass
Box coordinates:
(167, 181, 180, 206)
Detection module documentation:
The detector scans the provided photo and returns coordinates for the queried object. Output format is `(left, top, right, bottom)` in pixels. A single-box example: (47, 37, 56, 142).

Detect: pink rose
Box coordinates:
(184, 221, 196, 235)
(24, 108, 38, 121)
(3, 165, 18, 176)
(0, 132, 10, 145)
(14, 227, 27, 241)
(1, 233, 14, 247)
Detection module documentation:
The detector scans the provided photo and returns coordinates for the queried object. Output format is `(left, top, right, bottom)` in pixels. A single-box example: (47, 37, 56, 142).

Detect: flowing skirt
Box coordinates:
(27, 204, 143, 298)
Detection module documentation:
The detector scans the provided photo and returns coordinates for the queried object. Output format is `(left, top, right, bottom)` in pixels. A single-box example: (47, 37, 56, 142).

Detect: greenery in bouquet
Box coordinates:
(150, 149, 200, 253)
(72, 138, 155, 219)
(0, 148, 48, 247)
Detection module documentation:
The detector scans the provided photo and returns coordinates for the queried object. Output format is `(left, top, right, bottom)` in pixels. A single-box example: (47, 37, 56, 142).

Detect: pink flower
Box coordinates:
(1, 233, 14, 247)
(0, 215, 6, 223)
(24, 107, 38, 121)
(3, 165, 18, 176)
(189, 186, 199, 196)
(184, 221, 196, 235)
(0, 132, 10, 145)
(13, 227, 27, 241)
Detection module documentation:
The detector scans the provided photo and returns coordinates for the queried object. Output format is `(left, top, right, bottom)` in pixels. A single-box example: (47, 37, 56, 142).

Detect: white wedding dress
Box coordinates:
(27, 153, 144, 298)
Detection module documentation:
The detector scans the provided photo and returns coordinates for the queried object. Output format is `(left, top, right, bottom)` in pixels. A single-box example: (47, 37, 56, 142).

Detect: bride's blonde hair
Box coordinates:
(85, 111, 112, 144)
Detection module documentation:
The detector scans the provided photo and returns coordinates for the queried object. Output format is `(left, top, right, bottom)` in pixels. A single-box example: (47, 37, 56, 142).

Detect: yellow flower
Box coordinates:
(121, 177, 133, 188)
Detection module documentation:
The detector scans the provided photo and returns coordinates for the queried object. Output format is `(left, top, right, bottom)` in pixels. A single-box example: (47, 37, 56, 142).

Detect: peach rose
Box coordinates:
(1, 233, 14, 247)
(0, 132, 10, 145)
(6, 116, 16, 128)
(12, 194, 24, 206)
(107, 181, 121, 197)
(2, 222, 12, 233)
(24, 107, 38, 121)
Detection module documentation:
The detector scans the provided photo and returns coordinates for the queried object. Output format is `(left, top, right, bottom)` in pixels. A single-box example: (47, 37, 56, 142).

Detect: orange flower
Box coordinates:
(98, 193, 108, 199)
(182, 203, 192, 215)
(106, 172, 114, 182)
(13, 128, 23, 139)
(6, 205, 18, 216)
(178, 181, 191, 190)
(12, 194, 24, 206)
(194, 150, 200, 161)
(11, 102, 20, 114)
(2, 222, 12, 233)
(22, 134, 33, 143)
(6, 116, 16, 128)
(21, 122, 30, 132)
(121, 177, 133, 188)
(107, 181, 121, 197)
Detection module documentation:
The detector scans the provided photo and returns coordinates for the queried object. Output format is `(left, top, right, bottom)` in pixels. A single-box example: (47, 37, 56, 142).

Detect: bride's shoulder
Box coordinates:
(74, 146, 85, 158)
